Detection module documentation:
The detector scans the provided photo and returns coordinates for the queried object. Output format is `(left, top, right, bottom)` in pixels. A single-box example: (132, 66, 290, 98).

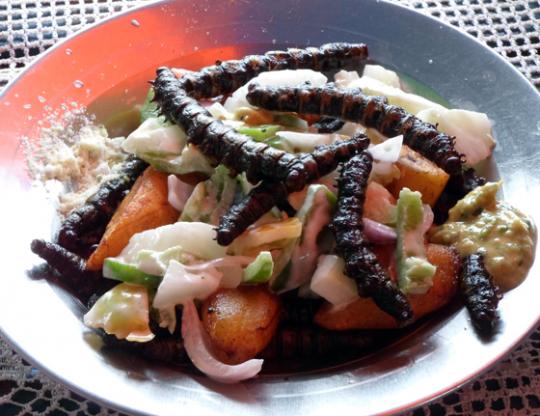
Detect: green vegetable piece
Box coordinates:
(180, 165, 242, 225)
(136, 245, 192, 275)
(243, 251, 274, 283)
(296, 184, 337, 223)
(397, 188, 424, 231)
(396, 188, 436, 294)
(103, 108, 142, 138)
(273, 114, 309, 130)
(180, 182, 211, 223)
(140, 88, 160, 122)
(83, 282, 154, 342)
(235, 124, 283, 141)
(263, 136, 287, 150)
(103, 258, 162, 288)
(143, 145, 214, 176)
(401, 257, 436, 294)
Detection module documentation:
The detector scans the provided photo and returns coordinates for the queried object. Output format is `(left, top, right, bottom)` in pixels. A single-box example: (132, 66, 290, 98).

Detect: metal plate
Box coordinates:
(0, 1, 539, 415)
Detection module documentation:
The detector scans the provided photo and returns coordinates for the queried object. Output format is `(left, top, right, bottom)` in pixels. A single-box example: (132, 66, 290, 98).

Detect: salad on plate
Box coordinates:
(30, 43, 537, 383)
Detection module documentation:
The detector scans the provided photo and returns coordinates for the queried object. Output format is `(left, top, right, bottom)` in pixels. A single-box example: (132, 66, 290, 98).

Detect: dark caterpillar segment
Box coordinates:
(217, 181, 289, 246)
(100, 324, 374, 366)
(30, 239, 115, 301)
(331, 152, 413, 324)
(283, 134, 370, 192)
(246, 83, 467, 177)
(154, 68, 302, 186)
(313, 116, 345, 133)
(460, 253, 501, 335)
(433, 167, 487, 223)
(280, 296, 323, 325)
(155, 68, 368, 191)
(101, 333, 189, 366)
(260, 325, 375, 360)
(31, 239, 86, 276)
(461, 167, 487, 193)
(216, 134, 369, 245)
(176, 43, 369, 100)
(152, 44, 372, 244)
(56, 156, 148, 257)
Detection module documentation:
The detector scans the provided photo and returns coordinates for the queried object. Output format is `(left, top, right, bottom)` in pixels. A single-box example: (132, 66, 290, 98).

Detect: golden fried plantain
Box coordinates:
(202, 286, 281, 364)
(389, 145, 450, 207)
(315, 244, 459, 330)
(86, 167, 179, 270)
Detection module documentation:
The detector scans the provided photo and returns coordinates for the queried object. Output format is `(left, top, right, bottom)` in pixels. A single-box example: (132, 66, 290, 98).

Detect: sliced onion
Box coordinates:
(310, 255, 358, 307)
(275, 131, 339, 152)
(421, 204, 434, 235)
(286, 190, 332, 291)
(362, 64, 401, 89)
(336, 121, 366, 137)
(186, 256, 254, 271)
(363, 218, 396, 244)
(416, 108, 495, 165)
(368, 135, 403, 163)
(187, 256, 254, 289)
(349, 76, 445, 115)
(167, 175, 193, 212)
(334, 70, 360, 88)
(181, 300, 263, 383)
(206, 102, 234, 120)
(153, 260, 222, 310)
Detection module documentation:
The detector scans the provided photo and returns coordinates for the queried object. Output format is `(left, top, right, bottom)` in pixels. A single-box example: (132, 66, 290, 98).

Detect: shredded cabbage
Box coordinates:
(153, 260, 222, 310)
(122, 117, 186, 157)
(416, 108, 495, 165)
(181, 165, 242, 225)
(117, 221, 228, 264)
(84, 283, 154, 342)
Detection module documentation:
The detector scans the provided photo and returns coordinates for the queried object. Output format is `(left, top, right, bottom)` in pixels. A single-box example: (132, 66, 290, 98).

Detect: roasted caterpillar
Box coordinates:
(216, 133, 369, 245)
(217, 182, 289, 246)
(260, 325, 376, 360)
(100, 324, 376, 366)
(246, 83, 484, 187)
(434, 167, 487, 223)
(175, 43, 368, 100)
(101, 332, 189, 366)
(56, 155, 148, 257)
(312, 116, 345, 133)
(460, 253, 501, 335)
(152, 44, 370, 243)
(279, 296, 323, 325)
(154, 68, 366, 191)
(154, 71, 290, 182)
(154, 68, 299, 185)
(30, 239, 115, 301)
(331, 152, 413, 323)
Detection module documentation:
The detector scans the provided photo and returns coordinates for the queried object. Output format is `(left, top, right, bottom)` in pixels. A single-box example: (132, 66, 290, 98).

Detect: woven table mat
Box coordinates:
(1, 1, 539, 415)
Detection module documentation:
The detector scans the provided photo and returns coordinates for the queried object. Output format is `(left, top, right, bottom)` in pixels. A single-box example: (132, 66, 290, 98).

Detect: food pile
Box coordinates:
(30, 43, 536, 383)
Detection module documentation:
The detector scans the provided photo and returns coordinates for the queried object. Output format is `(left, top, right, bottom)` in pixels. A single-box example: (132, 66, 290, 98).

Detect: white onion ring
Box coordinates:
(421, 204, 434, 235)
(181, 300, 263, 383)
(185, 256, 254, 272)
(367, 134, 403, 162)
(363, 218, 396, 244)
(167, 175, 193, 212)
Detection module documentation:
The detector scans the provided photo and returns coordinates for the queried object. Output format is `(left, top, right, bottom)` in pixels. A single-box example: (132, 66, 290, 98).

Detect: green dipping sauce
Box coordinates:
(430, 182, 537, 291)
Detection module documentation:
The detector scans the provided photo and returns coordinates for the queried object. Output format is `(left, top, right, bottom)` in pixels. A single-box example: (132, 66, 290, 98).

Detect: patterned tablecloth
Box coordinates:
(1, 1, 539, 415)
